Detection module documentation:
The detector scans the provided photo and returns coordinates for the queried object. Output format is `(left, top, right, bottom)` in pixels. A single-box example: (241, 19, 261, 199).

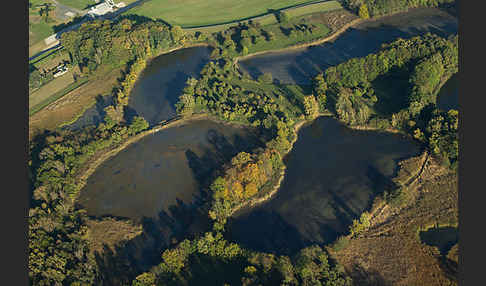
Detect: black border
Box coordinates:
(10, 0, 29, 285)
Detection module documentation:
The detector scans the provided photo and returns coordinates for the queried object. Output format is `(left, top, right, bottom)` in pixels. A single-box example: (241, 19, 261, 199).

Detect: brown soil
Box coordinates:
(328, 155, 458, 286)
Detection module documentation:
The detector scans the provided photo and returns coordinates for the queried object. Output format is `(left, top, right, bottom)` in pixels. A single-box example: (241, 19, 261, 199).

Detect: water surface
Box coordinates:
(437, 73, 458, 111)
(226, 117, 421, 255)
(77, 119, 262, 222)
(420, 226, 458, 255)
(65, 46, 211, 130)
(126, 46, 211, 125)
(239, 8, 458, 84)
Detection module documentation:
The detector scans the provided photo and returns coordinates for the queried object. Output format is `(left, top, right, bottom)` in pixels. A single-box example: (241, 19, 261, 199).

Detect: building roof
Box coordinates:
(89, 2, 114, 16)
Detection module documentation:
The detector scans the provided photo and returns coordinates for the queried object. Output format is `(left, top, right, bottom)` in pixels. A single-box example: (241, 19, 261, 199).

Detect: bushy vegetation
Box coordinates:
(343, 0, 455, 18)
(29, 113, 151, 284)
(134, 238, 352, 286)
(313, 33, 458, 165)
(60, 18, 186, 74)
(206, 15, 330, 58)
(175, 59, 303, 154)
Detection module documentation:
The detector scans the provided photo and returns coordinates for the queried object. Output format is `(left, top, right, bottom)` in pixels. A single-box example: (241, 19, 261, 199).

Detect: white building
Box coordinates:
(87, 0, 116, 18)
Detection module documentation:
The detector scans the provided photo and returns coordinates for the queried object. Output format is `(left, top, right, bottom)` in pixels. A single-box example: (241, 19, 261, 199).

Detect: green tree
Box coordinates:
(170, 25, 184, 43)
(258, 72, 273, 84)
(358, 4, 370, 19)
(278, 11, 290, 24)
(132, 272, 156, 286)
(175, 93, 196, 117)
(303, 95, 319, 119)
(129, 116, 149, 134)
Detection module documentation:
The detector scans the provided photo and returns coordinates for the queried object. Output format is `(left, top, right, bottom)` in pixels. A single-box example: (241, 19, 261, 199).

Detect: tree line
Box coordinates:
(60, 17, 186, 74)
(343, 0, 456, 18)
(29, 114, 150, 285)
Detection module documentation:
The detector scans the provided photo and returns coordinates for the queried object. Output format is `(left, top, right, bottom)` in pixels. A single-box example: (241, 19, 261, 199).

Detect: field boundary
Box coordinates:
(182, 0, 342, 31)
(29, 77, 89, 116)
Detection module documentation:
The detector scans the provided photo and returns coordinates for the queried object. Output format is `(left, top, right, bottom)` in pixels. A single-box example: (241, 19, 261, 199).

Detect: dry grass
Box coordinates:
(328, 155, 458, 286)
(85, 217, 143, 255)
(29, 66, 123, 138)
(29, 70, 75, 108)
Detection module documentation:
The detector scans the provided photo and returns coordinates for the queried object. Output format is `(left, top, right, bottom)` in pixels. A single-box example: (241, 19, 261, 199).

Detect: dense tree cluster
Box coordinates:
(208, 149, 284, 229)
(313, 33, 458, 165)
(313, 33, 458, 124)
(60, 18, 185, 73)
(343, 0, 455, 18)
(29, 115, 150, 285)
(207, 16, 324, 59)
(175, 59, 297, 154)
(133, 241, 351, 286)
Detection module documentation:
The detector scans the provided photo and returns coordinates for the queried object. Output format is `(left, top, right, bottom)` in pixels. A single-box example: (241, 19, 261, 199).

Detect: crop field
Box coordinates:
(125, 0, 325, 28)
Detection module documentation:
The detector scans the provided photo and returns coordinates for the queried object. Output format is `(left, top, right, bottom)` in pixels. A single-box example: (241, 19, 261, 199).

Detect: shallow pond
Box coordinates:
(77, 119, 262, 222)
(437, 73, 459, 111)
(419, 226, 458, 255)
(239, 8, 458, 85)
(226, 116, 421, 255)
(126, 46, 211, 125)
(65, 46, 211, 130)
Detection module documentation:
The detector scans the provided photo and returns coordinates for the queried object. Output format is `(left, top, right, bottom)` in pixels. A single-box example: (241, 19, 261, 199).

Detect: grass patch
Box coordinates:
(285, 0, 343, 18)
(246, 21, 330, 55)
(194, 1, 342, 32)
(85, 217, 143, 255)
(125, 0, 321, 27)
(331, 236, 350, 252)
(29, 20, 55, 46)
(29, 77, 89, 116)
(329, 160, 458, 285)
(228, 77, 308, 118)
(30, 70, 74, 106)
(56, 0, 93, 10)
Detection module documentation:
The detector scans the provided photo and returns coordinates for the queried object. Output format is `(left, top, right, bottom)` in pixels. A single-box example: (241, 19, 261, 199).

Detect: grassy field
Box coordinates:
(56, 0, 94, 10)
(328, 154, 458, 285)
(29, 19, 55, 45)
(186, 0, 343, 33)
(29, 0, 62, 56)
(29, 66, 123, 138)
(125, 0, 322, 27)
(30, 76, 90, 117)
(30, 70, 75, 108)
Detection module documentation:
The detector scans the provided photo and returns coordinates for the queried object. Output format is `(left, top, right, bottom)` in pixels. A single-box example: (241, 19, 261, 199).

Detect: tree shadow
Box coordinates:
(348, 263, 393, 286)
(93, 198, 211, 285)
(53, 16, 86, 33)
(93, 127, 264, 284)
(226, 209, 308, 256)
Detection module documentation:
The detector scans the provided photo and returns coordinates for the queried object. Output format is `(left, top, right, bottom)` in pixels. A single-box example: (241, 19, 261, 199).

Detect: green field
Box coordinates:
(125, 0, 322, 28)
(29, 77, 89, 116)
(185, 1, 343, 33)
(56, 0, 94, 10)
